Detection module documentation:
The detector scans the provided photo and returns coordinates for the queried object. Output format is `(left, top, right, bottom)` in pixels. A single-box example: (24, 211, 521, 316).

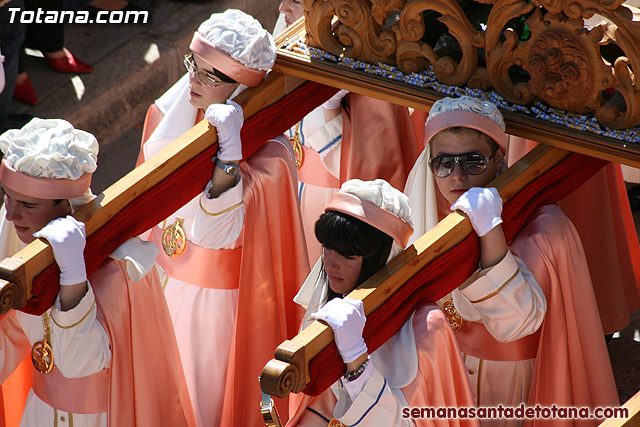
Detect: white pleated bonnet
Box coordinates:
(326, 179, 414, 247)
(0, 118, 98, 199)
(190, 9, 276, 87)
(424, 96, 507, 152)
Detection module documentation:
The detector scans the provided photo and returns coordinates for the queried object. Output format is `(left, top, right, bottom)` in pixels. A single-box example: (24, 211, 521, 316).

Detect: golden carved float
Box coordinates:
(302, 0, 640, 129)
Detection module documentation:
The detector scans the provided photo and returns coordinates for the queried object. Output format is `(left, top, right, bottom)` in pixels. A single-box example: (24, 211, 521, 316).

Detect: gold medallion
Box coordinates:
(442, 299, 463, 333)
(328, 419, 346, 427)
(290, 123, 303, 169)
(32, 340, 54, 374)
(162, 218, 186, 257)
(32, 312, 54, 374)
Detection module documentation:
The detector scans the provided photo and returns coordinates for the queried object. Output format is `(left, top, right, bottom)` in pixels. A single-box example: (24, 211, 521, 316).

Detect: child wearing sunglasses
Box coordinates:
(405, 96, 618, 426)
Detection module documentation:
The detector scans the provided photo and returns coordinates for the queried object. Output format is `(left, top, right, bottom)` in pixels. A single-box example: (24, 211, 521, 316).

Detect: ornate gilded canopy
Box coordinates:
(303, 0, 640, 130)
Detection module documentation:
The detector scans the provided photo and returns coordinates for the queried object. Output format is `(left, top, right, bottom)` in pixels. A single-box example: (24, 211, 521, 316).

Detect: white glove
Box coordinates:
(205, 99, 244, 161)
(311, 297, 367, 364)
(322, 89, 349, 110)
(34, 216, 87, 286)
(451, 187, 503, 237)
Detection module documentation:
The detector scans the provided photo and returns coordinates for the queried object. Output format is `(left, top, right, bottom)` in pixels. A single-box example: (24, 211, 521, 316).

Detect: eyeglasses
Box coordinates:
(183, 53, 227, 88)
(429, 152, 496, 178)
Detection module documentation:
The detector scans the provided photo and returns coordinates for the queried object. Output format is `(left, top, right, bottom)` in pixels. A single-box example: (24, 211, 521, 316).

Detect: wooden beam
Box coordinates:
(0, 70, 307, 315)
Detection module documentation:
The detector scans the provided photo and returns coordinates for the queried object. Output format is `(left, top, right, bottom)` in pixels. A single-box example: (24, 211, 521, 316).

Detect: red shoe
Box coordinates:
(45, 50, 93, 73)
(13, 78, 39, 106)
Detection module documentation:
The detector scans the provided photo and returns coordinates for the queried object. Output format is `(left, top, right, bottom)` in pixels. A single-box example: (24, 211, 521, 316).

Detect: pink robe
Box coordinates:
(287, 304, 479, 427)
(513, 205, 619, 424)
(508, 138, 640, 334)
(0, 257, 195, 426)
(453, 204, 618, 426)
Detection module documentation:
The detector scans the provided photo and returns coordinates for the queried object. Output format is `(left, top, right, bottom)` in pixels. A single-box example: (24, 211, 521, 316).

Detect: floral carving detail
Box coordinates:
(528, 32, 590, 111)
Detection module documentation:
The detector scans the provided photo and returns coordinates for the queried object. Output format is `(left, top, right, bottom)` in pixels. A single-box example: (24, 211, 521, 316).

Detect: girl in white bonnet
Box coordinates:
(405, 96, 619, 426)
(287, 178, 478, 427)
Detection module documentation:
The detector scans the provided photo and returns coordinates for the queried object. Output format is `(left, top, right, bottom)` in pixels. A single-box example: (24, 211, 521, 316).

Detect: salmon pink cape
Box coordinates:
(0, 317, 31, 427)
(340, 94, 417, 190)
(0, 259, 196, 426)
(508, 138, 640, 335)
(218, 141, 310, 426)
(95, 260, 195, 426)
(512, 205, 618, 425)
(92, 260, 195, 425)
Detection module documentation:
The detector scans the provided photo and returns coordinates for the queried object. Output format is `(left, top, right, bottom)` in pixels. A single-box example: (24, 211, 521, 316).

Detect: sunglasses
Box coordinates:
(183, 53, 228, 88)
(429, 152, 496, 178)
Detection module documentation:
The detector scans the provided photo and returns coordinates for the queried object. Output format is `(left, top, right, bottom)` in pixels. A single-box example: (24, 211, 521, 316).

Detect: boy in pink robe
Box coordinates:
(405, 96, 619, 426)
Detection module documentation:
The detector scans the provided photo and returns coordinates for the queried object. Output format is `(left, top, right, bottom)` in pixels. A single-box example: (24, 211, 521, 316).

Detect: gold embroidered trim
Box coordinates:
(468, 268, 520, 304)
(161, 274, 169, 292)
(51, 302, 96, 330)
(289, 122, 303, 169)
(442, 299, 462, 333)
(53, 409, 74, 425)
(199, 198, 243, 216)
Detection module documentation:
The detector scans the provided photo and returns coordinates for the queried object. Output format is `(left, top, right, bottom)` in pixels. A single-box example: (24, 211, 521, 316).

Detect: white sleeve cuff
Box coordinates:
(321, 113, 343, 146)
(452, 288, 482, 322)
(344, 362, 374, 401)
(305, 113, 343, 152)
(458, 251, 519, 303)
(335, 365, 388, 425)
(201, 175, 243, 213)
(192, 176, 245, 248)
